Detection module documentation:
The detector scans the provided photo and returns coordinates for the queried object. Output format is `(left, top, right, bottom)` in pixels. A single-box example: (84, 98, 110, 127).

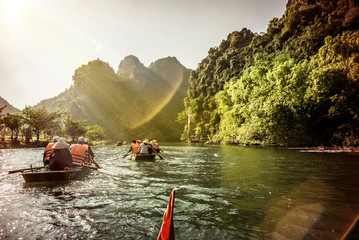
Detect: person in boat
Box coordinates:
(150, 140, 159, 152)
(153, 140, 161, 152)
(49, 138, 76, 170)
(127, 140, 140, 154)
(70, 137, 93, 165)
(138, 139, 153, 155)
(43, 136, 60, 166)
(84, 138, 95, 160)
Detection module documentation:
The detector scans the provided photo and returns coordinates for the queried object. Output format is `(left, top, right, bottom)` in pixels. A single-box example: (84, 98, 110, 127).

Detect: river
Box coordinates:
(0, 143, 358, 239)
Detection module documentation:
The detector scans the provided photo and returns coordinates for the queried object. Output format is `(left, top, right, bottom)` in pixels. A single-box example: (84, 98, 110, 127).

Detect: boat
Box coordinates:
(133, 153, 156, 161)
(22, 166, 90, 183)
(299, 149, 354, 153)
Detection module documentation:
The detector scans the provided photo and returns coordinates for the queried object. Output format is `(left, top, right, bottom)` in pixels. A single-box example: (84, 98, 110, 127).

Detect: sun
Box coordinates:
(1, 0, 31, 25)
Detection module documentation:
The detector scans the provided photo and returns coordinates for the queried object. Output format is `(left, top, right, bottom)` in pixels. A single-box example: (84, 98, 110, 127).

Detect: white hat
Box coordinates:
(78, 137, 85, 142)
(53, 136, 60, 142)
(52, 139, 70, 149)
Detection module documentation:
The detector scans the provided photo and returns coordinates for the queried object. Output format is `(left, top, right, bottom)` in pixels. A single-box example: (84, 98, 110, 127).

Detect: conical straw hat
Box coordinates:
(52, 139, 70, 149)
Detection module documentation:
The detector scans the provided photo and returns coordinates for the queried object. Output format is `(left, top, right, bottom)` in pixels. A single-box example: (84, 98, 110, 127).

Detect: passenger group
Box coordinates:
(127, 139, 161, 155)
(43, 136, 161, 170)
(43, 136, 94, 170)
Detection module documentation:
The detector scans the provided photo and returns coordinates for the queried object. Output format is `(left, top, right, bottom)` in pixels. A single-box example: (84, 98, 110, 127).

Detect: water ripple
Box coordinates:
(0, 145, 358, 239)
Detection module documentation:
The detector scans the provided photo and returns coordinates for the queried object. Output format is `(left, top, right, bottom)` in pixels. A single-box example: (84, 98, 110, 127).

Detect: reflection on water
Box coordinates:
(0, 144, 358, 239)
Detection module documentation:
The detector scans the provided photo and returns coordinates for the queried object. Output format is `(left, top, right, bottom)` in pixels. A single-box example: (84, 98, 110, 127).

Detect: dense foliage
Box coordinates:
(0, 106, 104, 145)
(182, 0, 359, 146)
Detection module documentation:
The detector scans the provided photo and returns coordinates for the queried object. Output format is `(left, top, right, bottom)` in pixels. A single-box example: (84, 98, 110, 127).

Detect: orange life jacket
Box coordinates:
(153, 143, 160, 149)
(132, 143, 140, 153)
(70, 144, 89, 164)
(44, 142, 56, 161)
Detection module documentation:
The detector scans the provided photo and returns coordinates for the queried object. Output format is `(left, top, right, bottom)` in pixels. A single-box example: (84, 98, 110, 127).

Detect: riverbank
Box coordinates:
(196, 141, 359, 152)
(0, 141, 47, 149)
(1, 139, 358, 152)
(0, 139, 114, 149)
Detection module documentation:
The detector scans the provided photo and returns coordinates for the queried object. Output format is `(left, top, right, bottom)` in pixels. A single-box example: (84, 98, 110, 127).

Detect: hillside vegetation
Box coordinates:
(180, 0, 359, 147)
(36, 56, 191, 141)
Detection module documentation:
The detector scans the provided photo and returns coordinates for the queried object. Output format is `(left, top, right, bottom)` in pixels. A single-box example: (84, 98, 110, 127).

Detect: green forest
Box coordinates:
(179, 0, 359, 147)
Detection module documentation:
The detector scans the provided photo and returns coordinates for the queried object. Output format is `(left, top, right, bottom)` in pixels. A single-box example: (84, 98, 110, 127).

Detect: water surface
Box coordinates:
(0, 143, 358, 239)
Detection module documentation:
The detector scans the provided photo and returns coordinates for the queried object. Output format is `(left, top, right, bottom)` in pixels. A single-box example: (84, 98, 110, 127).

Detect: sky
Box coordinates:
(0, 0, 287, 110)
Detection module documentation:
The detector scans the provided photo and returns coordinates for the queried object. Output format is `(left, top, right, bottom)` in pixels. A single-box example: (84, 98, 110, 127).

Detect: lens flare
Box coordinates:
(128, 69, 184, 129)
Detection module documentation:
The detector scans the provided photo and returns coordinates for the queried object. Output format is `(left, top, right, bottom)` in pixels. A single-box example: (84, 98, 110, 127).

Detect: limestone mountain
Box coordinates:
(36, 56, 191, 141)
(0, 96, 20, 114)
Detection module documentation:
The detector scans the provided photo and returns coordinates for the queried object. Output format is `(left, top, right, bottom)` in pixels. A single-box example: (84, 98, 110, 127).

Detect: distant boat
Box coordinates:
(22, 166, 90, 183)
(299, 149, 354, 153)
(116, 141, 128, 146)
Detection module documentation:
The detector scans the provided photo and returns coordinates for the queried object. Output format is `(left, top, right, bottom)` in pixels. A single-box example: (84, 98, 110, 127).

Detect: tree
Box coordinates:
(44, 120, 62, 141)
(86, 124, 105, 141)
(22, 106, 63, 142)
(3, 113, 22, 143)
(63, 115, 87, 141)
(0, 105, 6, 141)
(21, 124, 32, 145)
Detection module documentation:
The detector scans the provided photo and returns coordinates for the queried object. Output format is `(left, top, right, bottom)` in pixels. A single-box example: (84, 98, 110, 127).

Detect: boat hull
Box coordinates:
(133, 154, 156, 161)
(22, 167, 90, 183)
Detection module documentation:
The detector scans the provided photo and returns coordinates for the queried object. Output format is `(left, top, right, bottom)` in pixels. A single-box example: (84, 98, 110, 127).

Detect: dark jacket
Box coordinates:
(49, 148, 76, 170)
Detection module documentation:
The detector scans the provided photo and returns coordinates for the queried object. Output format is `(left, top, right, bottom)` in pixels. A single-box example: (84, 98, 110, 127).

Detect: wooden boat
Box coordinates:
(22, 166, 90, 183)
(133, 153, 156, 161)
(299, 149, 354, 153)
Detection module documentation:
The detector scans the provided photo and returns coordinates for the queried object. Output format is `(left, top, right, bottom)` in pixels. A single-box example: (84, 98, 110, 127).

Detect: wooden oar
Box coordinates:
(1, 166, 44, 176)
(73, 163, 119, 177)
(82, 165, 119, 177)
(88, 157, 103, 169)
(151, 147, 164, 160)
(105, 156, 122, 161)
(122, 153, 131, 158)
